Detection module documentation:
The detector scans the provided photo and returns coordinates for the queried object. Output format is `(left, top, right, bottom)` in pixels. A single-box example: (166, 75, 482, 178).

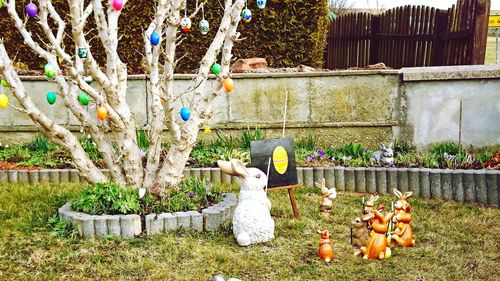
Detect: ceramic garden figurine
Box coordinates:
(217, 159, 275, 246)
(360, 208, 394, 260)
(315, 178, 337, 216)
(362, 194, 380, 215)
(391, 189, 415, 247)
(317, 230, 334, 263)
(351, 214, 373, 256)
(370, 143, 394, 166)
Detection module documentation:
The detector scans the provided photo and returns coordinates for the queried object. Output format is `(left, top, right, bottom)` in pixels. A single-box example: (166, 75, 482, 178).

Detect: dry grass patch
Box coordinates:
(0, 183, 499, 280)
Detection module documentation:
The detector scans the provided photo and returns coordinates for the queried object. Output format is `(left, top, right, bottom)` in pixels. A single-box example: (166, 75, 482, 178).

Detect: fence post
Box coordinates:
(432, 9, 449, 66)
(370, 15, 380, 65)
(471, 0, 491, 64)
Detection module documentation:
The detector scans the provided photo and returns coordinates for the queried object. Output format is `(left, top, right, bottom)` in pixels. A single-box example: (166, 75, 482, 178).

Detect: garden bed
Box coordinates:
(57, 193, 237, 239)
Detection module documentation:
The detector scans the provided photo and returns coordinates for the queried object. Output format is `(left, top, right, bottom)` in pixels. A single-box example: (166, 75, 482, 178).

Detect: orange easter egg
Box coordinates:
(97, 106, 108, 121)
(223, 77, 234, 92)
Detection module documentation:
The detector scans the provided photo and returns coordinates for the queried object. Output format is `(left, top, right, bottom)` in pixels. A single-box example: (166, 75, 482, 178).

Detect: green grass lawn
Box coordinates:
(485, 36, 499, 64)
(0, 183, 499, 280)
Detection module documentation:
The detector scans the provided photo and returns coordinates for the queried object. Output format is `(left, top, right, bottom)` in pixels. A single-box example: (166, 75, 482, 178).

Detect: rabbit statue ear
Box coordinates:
(372, 195, 380, 202)
(362, 213, 374, 221)
(217, 160, 238, 176)
(404, 191, 413, 199)
(380, 143, 386, 150)
(230, 159, 250, 178)
(389, 142, 394, 149)
(393, 189, 403, 199)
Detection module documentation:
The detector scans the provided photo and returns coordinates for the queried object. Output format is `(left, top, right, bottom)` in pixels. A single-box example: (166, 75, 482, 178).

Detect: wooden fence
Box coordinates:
(326, 0, 491, 69)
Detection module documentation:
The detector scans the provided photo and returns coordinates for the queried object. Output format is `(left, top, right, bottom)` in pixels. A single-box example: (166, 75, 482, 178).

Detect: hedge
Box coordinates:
(0, 0, 329, 74)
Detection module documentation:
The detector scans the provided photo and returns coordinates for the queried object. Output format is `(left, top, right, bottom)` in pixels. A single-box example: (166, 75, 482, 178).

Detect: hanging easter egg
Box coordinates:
(180, 16, 192, 33)
(199, 19, 209, 35)
(26, 2, 37, 18)
(1, 79, 8, 87)
(46, 91, 56, 105)
(211, 63, 221, 75)
(112, 0, 124, 11)
(150, 31, 160, 46)
(44, 63, 56, 79)
(78, 93, 90, 106)
(241, 8, 252, 23)
(0, 93, 8, 108)
(257, 0, 267, 9)
(0, 0, 4, 9)
(78, 47, 88, 58)
(204, 127, 212, 134)
(180, 107, 190, 121)
(97, 106, 108, 121)
(84, 76, 93, 84)
(223, 77, 234, 93)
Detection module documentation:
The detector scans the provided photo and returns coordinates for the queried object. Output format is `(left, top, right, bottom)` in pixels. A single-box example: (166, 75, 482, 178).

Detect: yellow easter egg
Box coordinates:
(272, 146, 288, 175)
(0, 93, 9, 108)
(204, 127, 212, 134)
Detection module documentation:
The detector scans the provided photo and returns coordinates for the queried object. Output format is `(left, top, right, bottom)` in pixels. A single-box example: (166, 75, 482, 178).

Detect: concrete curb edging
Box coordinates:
(3, 167, 499, 207)
(58, 193, 237, 239)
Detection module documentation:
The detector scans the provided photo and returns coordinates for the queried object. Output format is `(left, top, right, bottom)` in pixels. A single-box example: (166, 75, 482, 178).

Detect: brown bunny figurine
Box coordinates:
(391, 189, 415, 247)
(351, 214, 373, 256)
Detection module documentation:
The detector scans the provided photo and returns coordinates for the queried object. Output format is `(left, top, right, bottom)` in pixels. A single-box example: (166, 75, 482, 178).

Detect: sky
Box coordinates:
(351, 0, 500, 10)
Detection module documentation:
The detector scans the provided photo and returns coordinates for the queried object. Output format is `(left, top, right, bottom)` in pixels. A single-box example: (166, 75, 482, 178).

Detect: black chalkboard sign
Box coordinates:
(250, 138, 298, 188)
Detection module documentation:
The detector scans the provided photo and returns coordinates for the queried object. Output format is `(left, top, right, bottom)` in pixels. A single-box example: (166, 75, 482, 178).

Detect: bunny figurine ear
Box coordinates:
(393, 189, 403, 199)
(362, 213, 375, 221)
(403, 191, 413, 199)
(389, 142, 394, 149)
(380, 143, 386, 150)
(230, 159, 250, 178)
(217, 160, 238, 176)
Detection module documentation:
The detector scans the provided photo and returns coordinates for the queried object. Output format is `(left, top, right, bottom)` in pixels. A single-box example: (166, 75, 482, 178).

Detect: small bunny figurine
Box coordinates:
(362, 194, 380, 215)
(315, 178, 337, 215)
(217, 159, 275, 246)
(391, 189, 415, 247)
(370, 143, 394, 166)
(351, 214, 373, 256)
(317, 230, 334, 263)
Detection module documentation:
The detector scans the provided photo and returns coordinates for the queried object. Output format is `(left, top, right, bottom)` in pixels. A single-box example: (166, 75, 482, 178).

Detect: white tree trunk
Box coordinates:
(0, 0, 245, 192)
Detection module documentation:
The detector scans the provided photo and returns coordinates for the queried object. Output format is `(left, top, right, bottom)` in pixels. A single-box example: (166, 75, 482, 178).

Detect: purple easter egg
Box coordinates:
(26, 2, 37, 18)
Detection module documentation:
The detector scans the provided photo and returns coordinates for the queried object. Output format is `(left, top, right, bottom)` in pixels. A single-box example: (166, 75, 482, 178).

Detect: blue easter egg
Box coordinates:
(257, 0, 267, 9)
(150, 31, 160, 46)
(180, 107, 190, 121)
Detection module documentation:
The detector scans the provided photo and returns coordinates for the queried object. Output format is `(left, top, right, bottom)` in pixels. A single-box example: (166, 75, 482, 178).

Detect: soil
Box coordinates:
(0, 161, 42, 171)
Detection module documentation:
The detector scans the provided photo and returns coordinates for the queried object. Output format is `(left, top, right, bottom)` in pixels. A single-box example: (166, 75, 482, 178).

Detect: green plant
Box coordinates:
(79, 135, 102, 163)
(296, 133, 316, 151)
(422, 153, 439, 168)
(394, 140, 413, 155)
(48, 214, 78, 238)
(71, 183, 141, 215)
(477, 151, 493, 164)
(431, 141, 463, 156)
(27, 133, 54, 153)
(136, 129, 149, 151)
(241, 127, 263, 149)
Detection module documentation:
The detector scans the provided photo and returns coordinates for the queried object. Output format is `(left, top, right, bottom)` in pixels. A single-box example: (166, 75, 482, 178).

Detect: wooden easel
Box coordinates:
(268, 184, 300, 219)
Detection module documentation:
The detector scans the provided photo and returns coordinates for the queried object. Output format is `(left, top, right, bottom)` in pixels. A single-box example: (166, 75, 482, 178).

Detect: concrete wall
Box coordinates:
(0, 66, 498, 149)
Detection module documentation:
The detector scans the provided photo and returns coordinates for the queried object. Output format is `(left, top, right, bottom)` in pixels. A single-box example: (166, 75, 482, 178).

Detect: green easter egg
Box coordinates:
(211, 63, 221, 75)
(1, 79, 8, 87)
(78, 93, 89, 106)
(47, 91, 56, 105)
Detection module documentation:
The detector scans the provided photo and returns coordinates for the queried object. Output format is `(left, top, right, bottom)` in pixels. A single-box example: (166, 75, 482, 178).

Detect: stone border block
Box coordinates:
(186, 211, 203, 232)
(376, 168, 388, 194)
(94, 216, 109, 238)
(324, 167, 335, 189)
(160, 213, 177, 231)
(211, 168, 221, 183)
(203, 207, 222, 231)
(297, 168, 304, 186)
(146, 214, 164, 235)
(333, 167, 345, 191)
(39, 170, 50, 183)
(354, 168, 366, 193)
(313, 167, 324, 186)
(8, 170, 18, 183)
(174, 212, 191, 229)
(344, 167, 355, 192)
(365, 169, 376, 194)
(303, 168, 314, 187)
(408, 168, 420, 197)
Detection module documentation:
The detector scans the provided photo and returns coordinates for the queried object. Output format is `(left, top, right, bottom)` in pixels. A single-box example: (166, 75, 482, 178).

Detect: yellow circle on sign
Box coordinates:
(273, 146, 288, 175)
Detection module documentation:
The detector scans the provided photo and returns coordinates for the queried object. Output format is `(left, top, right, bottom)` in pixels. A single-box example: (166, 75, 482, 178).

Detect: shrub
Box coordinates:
(71, 183, 141, 215)
(48, 214, 78, 238)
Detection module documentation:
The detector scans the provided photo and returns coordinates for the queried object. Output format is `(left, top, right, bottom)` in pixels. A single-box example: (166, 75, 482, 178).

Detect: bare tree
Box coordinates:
(0, 0, 245, 195)
(329, 0, 354, 16)
(366, 0, 385, 14)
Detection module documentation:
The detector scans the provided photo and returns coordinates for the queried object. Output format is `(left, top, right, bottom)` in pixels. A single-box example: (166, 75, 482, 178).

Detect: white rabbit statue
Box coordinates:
(217, 159, 275, 246)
